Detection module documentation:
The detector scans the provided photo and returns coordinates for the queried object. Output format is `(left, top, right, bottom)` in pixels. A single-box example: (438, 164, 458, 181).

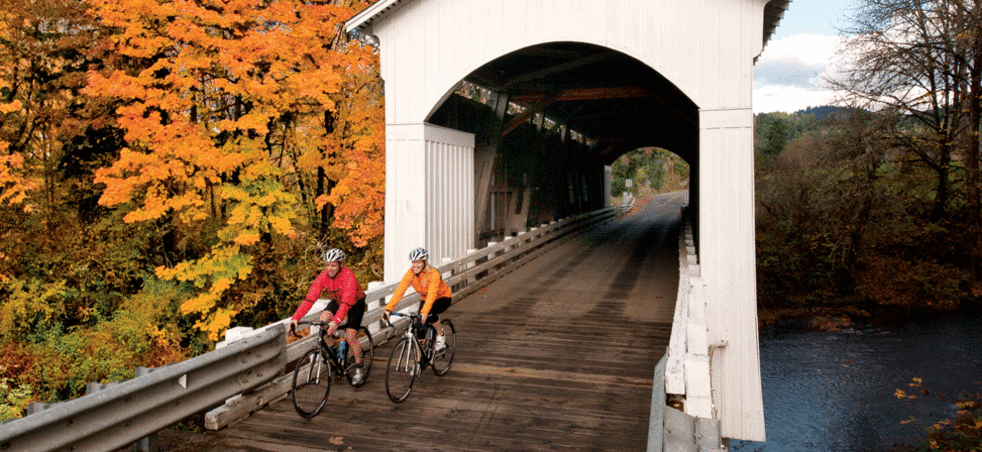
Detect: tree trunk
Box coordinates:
(969, 8, 982, 277)
(317, 167, 335, 236)
(930, 143, 951, 223)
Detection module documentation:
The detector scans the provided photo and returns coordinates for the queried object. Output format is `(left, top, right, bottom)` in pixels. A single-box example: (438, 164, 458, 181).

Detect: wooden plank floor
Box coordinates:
(159, 192, 686, 452)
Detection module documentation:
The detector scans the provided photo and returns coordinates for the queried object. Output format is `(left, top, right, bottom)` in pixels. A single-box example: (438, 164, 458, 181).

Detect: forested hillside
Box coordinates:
(610, 147, 689, 201)
(754, 108, 981, 323)
(755, 0, 982, 330)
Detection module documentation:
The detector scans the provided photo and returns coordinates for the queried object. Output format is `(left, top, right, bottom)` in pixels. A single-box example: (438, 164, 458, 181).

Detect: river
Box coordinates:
(730, 311, 982, 452)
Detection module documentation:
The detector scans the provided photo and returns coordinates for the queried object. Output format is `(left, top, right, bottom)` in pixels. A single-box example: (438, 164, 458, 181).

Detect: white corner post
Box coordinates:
(384, 123, 476, 283)
(698, 107, 765, 442)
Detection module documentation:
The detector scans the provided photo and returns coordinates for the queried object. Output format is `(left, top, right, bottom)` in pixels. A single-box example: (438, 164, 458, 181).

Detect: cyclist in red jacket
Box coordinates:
(290, 248, 367, 385)
(382, 247, 452, 351)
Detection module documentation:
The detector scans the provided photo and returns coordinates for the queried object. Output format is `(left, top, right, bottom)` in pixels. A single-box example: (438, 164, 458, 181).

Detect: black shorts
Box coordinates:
(327, 297, 367, 329)
(422, 297, 451, 323)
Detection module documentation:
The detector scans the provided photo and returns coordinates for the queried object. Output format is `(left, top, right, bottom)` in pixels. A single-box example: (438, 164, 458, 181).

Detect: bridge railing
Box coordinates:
(0, 205, 626, 452)
(665, 209, 713, 416)
(654, 206, 722, 451)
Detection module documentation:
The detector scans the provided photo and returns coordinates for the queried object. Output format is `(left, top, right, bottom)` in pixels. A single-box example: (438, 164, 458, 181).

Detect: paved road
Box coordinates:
(159, 192, 687, 452)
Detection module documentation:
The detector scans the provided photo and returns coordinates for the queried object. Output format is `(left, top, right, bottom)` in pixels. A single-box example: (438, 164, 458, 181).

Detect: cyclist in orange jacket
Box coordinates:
(382, 247, 452, 351)
(289, 248, 367, 385)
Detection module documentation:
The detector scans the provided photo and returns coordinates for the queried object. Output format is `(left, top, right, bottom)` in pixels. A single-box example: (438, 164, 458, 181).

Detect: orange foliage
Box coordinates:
(0, 150, 37, 209)
(0, 343, 36, 383)
(85, 0, 382, 340)
(856, 257, 918, 306)
(0, 0, 102, 213)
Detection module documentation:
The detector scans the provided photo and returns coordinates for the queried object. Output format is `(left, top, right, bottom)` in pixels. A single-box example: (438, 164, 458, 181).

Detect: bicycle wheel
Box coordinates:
(385, 338, 419, 403)
(292, 347, 332, 419)
(431, 320, 456, 376)
(344, 326, 375, 386)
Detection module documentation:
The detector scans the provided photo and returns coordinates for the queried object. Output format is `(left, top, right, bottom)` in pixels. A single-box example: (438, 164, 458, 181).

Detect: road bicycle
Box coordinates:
(289, 320, 375, 418)
(384, 312, 456, 403)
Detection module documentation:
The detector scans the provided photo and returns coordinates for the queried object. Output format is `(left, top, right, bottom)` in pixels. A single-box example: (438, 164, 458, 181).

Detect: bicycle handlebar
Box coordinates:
(384, 311, 422, 328)
(289, 319, 348, 338)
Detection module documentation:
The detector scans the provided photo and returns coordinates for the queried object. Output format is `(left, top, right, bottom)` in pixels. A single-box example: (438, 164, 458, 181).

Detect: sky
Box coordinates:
(753, 0, 861, 114)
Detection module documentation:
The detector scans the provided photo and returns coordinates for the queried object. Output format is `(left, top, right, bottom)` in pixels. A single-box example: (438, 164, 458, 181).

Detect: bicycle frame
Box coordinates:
(290, 319, 375, 417)
(293, 321, 349, 376)
(387, 313, 435, 366)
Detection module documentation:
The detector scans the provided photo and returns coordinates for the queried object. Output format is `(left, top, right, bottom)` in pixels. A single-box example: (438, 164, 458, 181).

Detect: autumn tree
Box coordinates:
(832, 0, 970, 223)
(0, 0, 153, 332)
(85, 0, 382, 340)
(948, 0, 982, 278)
(0, 0, 111, 258)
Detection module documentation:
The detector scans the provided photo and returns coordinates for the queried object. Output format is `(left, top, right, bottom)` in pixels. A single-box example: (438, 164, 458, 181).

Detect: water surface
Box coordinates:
(731, 312, 982, 451)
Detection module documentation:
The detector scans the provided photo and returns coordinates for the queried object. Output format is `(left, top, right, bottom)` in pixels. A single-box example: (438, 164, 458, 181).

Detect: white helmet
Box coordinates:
(322, 248, 345, 263)
(409, 247, 429, 261)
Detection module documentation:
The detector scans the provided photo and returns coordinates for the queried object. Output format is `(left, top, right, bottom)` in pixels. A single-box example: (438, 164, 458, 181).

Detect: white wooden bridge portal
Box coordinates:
(345, 0, 790, 443)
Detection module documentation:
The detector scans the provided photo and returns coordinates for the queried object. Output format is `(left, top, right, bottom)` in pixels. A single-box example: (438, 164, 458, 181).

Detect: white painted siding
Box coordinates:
(368, 0, 769, 126)
(699, 108, 765, 442)
(384, 124, 474, 283)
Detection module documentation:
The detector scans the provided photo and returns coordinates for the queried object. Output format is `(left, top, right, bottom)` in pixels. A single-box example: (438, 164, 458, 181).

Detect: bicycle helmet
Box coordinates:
(409, 247, 429, 261)
(322, 248, 345, 263)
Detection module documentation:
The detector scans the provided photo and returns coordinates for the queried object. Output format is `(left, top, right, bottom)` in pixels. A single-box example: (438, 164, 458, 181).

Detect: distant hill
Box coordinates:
(793, 105, 854, 122)
(754, 106, 858, 158)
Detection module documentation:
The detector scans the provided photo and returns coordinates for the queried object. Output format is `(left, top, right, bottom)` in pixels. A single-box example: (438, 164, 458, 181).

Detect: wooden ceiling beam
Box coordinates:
(501, 96, 556, 136)
(504, 50, 619, 87)
(510, 86, 650, 104)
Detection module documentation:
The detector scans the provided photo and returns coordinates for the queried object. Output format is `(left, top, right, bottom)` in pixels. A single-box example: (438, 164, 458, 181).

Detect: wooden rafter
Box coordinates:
(501, 95, 555, 136)
(510, 86, 650, 104)
(504, 51, 619, 87)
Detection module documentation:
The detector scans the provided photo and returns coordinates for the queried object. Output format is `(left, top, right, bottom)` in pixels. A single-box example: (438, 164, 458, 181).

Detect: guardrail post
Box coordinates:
(441, 257, 455, 293)
(487, 241, 499, 276)
(25, 403, 48, 416)
(133, 366, 158, 452)
(217, 326, 256, 349)
(366, 281, 385, 334)
(81, 372, 159, 452)
(464, 248, 477, 286)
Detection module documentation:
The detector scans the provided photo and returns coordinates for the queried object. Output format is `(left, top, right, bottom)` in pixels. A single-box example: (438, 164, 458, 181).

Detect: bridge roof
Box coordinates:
(347, 0, 791, 52)
(346, 0, 791, 163)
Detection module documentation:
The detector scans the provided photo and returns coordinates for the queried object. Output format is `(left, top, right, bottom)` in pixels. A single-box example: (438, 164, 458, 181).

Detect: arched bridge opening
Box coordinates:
(425, 42, 700, 246)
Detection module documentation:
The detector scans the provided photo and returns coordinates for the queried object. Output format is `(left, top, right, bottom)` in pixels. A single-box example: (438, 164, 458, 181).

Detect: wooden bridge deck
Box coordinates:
(162, 193, 685, 452)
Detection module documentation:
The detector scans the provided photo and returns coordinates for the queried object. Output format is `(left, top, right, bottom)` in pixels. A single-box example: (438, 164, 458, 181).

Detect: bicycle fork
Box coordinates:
(308, 353, 324, 385)
(396, 339, 418, 372)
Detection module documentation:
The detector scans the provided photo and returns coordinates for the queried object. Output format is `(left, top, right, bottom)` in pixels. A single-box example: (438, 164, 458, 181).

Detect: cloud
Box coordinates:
(753, 34, 847, 113)
(754, 55, 827, 90)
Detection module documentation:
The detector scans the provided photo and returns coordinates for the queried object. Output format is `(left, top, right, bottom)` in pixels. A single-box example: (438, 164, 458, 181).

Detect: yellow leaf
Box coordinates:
(233, 232, 260, 246)
(0, 100, 22, 114)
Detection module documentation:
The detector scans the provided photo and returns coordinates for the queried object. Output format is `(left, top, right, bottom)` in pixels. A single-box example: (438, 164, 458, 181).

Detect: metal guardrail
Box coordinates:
(0, 205, 626, 451)
(0, 325, 286, 452)
(620, 192, 637, 212)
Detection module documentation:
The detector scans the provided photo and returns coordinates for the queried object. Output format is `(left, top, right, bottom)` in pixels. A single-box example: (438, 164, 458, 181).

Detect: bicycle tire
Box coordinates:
(344, 326, 375, 386)
(431, 320, 456, 376)
(385, 337, 418, 403)
(292, 347, 332, 418)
